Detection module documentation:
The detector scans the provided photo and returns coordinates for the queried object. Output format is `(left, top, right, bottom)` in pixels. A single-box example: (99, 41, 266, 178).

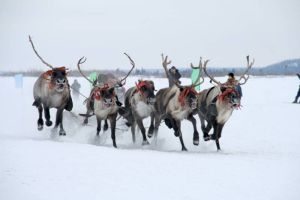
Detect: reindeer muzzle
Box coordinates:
(231, 98, 240, 109)
(103, 98, 114, 107)
(55, 79, 66, 92)
(190, 98, 197, 109)
(147, 97, 156, 105)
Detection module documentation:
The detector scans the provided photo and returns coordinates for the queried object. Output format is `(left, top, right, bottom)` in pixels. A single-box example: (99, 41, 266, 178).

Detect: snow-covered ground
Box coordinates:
(0, 75, 299, 200)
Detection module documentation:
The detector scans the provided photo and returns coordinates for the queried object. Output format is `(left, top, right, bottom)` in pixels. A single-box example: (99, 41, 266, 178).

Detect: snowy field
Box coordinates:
(0, 75, 299, 200)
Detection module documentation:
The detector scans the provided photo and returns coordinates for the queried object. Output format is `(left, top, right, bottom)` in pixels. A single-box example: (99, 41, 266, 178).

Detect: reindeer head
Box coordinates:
(92, 85, 116, 107)
(178, 86, 198, 109)
(219, 86, 241, 108)
(48, 67, 68, 92)
(136, 80, 156, 104)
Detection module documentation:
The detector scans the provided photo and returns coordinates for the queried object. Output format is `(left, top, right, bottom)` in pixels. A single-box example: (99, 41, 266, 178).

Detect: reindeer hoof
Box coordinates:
(174, 131, 180, 137)
(203, 136, 210, 141)
(59, 130, 66, 136)
(83, 118, 88, 125)
(46, 120, 52, 127)
(193, 139, 199, 146)
(147, 132, 153, 138)
(142, 140, 150, 145)
(37, 124, 43, 131)
(182, 147, 188, 151)
(148, 127, 154, 135)
(37, 119, 44, 131)
(103, 124, 108, 131)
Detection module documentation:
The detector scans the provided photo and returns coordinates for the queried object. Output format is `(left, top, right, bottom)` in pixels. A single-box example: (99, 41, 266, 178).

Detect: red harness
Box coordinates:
(92, 84, 112, 100)
(218, 87, 236, 101)
(135, 81, 150, 96)
(178, 87, 198, 106)
(218, 87, 241, 109)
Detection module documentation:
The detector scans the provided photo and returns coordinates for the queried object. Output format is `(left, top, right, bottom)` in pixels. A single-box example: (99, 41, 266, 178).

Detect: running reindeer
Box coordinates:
(77, 53, 135, 148)
(198, 55, 254, 150)
(30, 36, 73, 135)
(118, 79, 156, 145)
(148, 54, 206, 151)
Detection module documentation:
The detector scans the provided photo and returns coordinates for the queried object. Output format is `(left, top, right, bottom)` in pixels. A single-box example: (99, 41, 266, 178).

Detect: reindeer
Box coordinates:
(198, 55, 254, 150)
(82, 71, 123, 129)
(118, 79, 156, 145)
(78, 53, 135, 148)
(148, 54, 206, 151)
(29, 36, 73, 135)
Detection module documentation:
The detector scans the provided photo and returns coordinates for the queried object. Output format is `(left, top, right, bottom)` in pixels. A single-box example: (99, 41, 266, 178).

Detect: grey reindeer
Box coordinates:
(198, 55, 254, 150)
(78, 53, 134, 148)
(149, 54, 206, 151)
(30, 36, 73, 136)
(118, 79, 156, 145)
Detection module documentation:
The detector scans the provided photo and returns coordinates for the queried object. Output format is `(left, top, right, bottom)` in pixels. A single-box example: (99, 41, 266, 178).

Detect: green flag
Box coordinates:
(89, 72, 97, 88)
(191, 68, 200, 92)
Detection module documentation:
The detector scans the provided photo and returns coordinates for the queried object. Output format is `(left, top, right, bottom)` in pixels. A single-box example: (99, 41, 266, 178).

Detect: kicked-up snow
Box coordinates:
(0, 75, 299, 200)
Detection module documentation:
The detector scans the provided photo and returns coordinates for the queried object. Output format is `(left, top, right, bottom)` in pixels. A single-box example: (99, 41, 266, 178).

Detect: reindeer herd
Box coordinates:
(29, 36, 254, 151)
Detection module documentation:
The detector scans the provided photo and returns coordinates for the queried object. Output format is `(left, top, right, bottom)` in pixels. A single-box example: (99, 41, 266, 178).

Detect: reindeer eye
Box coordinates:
(52, 72, 57, 76)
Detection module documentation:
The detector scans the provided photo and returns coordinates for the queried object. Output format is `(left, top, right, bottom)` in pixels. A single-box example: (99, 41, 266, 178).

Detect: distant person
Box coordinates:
(71, 79, 81, 100)
(223, 72, 242, 98)
(292, 73, 300, 103)
(166, 66, 181, 87)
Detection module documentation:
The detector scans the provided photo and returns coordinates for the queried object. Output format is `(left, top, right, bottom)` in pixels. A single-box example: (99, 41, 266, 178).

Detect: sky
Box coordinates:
(0, 0, 299, 71)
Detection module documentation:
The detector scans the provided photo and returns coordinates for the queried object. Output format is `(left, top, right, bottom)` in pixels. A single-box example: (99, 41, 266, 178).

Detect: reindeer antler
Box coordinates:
(161, 53, 172, 80)
(28, 35, 54, 69)
(190, 57, 207, 87)
(77, 57, 95, 85)
(118, 53, 135, 86)
(203, 60, 221, 85)
(238, 55, 254, 85)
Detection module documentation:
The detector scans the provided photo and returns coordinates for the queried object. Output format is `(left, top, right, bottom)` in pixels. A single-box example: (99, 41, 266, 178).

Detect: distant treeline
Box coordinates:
(1, 58, 299, 77)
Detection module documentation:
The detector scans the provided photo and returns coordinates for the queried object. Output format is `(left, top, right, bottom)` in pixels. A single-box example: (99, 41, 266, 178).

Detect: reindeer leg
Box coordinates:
(83, 99, 92, 125)
(37, 103, 44, 131)
(171, 118, 180, 137)
(109, 114, 117, 148)
(215, 123, 224, 151)
(149, 114, 159, 138)
(136, 118, 149, 145)
(211, 120, 223, 151)
(148, 113, 155, 136)
(198, 112, 210, 141)
(103, 119, 109, 131)
(96, 117, 102, 136)
(59, 113, 66, 136)
(187, 114, 199, 146)
(55, 109, 65, 136)
(44, 107, 53, 127)
(176, 121, 187, 151)
(131, 121, 136, 143)
(203, 122, 212, 141)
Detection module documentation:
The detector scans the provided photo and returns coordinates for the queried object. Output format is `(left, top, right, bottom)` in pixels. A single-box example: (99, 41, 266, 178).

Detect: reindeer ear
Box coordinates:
(220, 86, 227, 92)
(109, 87, 115, 93)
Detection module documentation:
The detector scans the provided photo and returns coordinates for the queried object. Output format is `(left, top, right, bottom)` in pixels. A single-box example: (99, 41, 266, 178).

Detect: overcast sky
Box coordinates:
(0, 0, 299, 71)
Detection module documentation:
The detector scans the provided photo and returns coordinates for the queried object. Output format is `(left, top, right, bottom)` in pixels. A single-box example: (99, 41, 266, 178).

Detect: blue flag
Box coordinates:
(14, 73, 23, 88)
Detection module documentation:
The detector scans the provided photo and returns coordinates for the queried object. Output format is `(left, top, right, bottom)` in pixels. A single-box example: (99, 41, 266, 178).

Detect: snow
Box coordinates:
(0, 75, 299, 200)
